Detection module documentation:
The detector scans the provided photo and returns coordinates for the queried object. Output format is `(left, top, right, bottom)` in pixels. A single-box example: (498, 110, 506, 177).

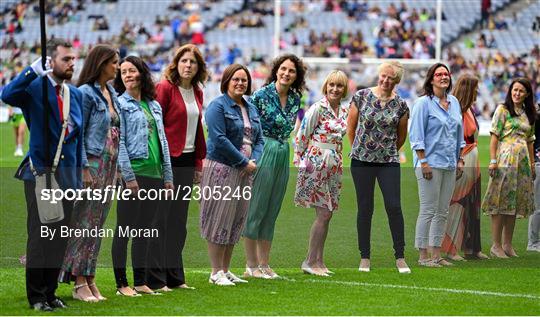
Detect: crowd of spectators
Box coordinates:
(283, 0, 440, 59)
(1, 0, 539, 119)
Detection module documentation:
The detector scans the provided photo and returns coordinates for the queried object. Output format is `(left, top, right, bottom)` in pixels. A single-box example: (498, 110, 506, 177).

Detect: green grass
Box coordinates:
(0, 123, 539, 315)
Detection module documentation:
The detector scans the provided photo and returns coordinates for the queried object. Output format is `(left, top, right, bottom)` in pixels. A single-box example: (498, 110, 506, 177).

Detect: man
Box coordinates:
(1, 38, 83, 311)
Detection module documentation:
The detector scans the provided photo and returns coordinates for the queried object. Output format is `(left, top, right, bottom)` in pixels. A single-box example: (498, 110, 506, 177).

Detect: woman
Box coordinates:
(59, 44, 120, 301)
(409, 62, 465, 267)
(482, 78, 536, 258)
(200, 64, 264, 286)
(528, 104, 540, 253)
(112, 56, 174, 296)
(294, 70, 348, 276)
(153, 44, 207, 290)
(347, 62, 411, 273)
(441, 74, 489, 261)
(243, 54, 306, 279)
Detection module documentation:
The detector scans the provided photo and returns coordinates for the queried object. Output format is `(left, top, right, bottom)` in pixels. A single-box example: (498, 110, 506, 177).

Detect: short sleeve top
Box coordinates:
(349, 88, 409, 163)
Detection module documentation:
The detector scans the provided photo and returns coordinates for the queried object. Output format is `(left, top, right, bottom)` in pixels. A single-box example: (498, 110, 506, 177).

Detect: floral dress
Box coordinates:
(482, 105, 535, 218)
(59, 111, 120, 281)
(293, 97, 348, 211)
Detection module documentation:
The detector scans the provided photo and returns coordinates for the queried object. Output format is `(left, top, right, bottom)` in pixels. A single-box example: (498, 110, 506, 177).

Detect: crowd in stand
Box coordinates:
(1, 0, 539, 113)
(283, 0, 439, 59)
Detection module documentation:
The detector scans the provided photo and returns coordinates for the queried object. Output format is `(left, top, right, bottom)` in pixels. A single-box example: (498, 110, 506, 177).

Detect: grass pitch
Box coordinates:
(0, 123, 539, 315)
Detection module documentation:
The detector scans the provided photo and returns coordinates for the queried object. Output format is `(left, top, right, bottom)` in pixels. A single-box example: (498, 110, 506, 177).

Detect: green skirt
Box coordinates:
(243, 137, 290, 241)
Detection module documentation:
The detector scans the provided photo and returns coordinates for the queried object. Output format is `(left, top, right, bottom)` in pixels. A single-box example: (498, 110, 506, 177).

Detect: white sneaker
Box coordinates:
(14, 147, 23, 157)
(209, 270, 235, 286)
(225, 271, 248, 283)
(526, 244, 540, 252)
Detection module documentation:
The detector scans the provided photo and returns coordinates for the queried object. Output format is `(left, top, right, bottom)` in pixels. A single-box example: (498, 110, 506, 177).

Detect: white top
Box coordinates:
(180, 86, 199, 153)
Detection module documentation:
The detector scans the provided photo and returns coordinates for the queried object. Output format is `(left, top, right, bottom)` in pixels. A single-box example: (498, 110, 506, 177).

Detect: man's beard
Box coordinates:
(53, 69, 73, 81)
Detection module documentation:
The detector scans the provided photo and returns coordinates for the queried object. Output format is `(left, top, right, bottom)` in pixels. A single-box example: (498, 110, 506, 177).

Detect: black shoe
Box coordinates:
(30, 301, 54, 312)
(48, 298, 68, 309)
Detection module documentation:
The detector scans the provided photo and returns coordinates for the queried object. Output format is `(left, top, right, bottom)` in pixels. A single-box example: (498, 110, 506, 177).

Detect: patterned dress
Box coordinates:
(482, 105, 535, 218)
(293, 97, 348, 211)
(59, 111, 120, 281)
(442, 110, 483, 254)
(200, 105, 253, 245)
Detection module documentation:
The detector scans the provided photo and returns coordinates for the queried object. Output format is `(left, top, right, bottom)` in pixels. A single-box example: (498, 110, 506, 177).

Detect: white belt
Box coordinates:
(311, 141, 342, 151)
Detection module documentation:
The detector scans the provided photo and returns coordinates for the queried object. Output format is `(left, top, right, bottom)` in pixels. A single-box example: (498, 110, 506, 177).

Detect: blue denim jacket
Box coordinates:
(79, 82, 122, 167)
(205, 94, 264, 167)
(117, 92, 173, 183)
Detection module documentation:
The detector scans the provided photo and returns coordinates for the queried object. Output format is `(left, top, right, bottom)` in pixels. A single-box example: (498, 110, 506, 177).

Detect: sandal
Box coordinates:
(433, 258, 454, 266)
(133, 286, 162, 295)
(72, 283, 99, 302)
(116, 287, 141, 297)
(88, 283, 107, 300)
(418, 259, 442, 268)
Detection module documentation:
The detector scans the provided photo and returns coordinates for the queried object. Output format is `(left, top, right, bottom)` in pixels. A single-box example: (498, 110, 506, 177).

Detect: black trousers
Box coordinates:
(24, 180, 72, 305)
(112, 176, 162, 288)
(350, 160, 405, 259)
(146, 152, 195, 289)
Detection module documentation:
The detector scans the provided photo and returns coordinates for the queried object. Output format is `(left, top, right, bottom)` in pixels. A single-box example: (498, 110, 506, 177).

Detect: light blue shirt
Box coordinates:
(409, 94, 466, 170)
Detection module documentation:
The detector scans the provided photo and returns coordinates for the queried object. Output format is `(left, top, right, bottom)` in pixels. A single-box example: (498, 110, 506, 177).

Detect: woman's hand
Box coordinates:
(488, 162, 498, 178)
(193, 170, 202, 184)
(456, 160, 464, 180)
(82, 168, 93, 188)
(164, 181, 175, 199)
(421, 162, 433, 180)
(125, 179, 139, 195)
(240, 160, 257, 178)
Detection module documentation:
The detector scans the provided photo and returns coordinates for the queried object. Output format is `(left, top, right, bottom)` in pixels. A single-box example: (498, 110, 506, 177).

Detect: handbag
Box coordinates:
(31, 83, 71, 224)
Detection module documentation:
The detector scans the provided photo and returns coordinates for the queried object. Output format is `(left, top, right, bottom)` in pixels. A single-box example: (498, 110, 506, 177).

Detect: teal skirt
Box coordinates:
(243, 137, 290, 241)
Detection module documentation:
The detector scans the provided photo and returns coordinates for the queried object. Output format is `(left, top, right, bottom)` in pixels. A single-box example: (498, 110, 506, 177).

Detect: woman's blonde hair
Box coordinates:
(377, 61, 404, 83)
(321, 70, 349, 98)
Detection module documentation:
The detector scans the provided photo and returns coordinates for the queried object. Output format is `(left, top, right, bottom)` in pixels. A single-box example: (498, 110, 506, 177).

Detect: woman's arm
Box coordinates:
(293, 102, 320, 166)
(346, 102, 359, 146)
(488, 134, 499, 177)
(396, 113, 409, 150)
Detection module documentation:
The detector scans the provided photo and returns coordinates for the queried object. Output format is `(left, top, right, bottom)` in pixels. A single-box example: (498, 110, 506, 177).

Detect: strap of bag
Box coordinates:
(30, 83, 71, 175)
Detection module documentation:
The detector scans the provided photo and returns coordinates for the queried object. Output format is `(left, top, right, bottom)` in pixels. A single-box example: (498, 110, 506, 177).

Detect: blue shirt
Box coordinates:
(409, 94, 466, 170)
(205, 94, 264, 168)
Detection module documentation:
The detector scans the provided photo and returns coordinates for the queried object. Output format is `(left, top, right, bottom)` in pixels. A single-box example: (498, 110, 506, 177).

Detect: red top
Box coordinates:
(156, 79, 206, 170)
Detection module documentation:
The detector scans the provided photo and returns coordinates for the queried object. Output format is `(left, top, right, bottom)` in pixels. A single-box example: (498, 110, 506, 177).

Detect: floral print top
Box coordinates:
(250, 82, 301, 141)
(490, 104, 535, 145)
(349, 88, 409, 163)
(293, 97, 348, 165)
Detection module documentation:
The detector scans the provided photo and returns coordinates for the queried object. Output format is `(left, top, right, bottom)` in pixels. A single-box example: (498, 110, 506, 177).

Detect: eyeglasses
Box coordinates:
(231, 77, 248, 83)
(434, 72, 451, 78)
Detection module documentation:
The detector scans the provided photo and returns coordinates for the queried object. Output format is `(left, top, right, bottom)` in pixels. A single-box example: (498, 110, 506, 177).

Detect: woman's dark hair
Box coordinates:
(421, 62, 452, 97)
(503, 77, 536, 125)
(264, 53, 307, 94)
(113, 55, 156, 101)
(77, 44, 118, 87)
(220, 63, 252, 95)
(163, 43, 208, 87)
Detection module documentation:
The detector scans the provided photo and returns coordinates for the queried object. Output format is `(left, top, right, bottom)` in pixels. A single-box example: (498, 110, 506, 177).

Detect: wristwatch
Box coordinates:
(419, 158, 428, 164)
(490, 159, 497, 164)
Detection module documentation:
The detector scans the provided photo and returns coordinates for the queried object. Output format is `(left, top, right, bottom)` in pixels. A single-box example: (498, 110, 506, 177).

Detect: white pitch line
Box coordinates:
(304, 279, 540, 300)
